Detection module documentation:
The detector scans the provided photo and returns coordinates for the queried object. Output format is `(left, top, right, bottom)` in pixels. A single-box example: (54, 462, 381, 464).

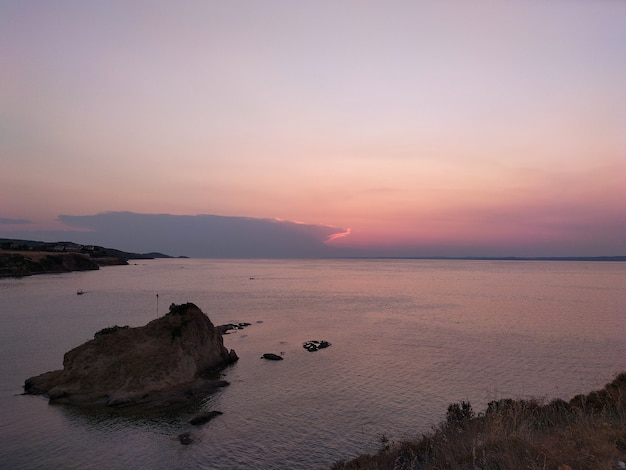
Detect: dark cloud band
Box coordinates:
(0, 217, 31, 224)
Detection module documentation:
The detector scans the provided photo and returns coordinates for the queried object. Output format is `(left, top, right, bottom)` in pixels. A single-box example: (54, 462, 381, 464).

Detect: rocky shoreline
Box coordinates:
(0, 251, 107, 277)
(0, 238, 174, 278)
(333, 373, 626, 469)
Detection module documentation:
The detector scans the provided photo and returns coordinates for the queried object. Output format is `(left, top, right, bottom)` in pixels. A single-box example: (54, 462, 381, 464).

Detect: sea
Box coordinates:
(0, 258, 624, 469)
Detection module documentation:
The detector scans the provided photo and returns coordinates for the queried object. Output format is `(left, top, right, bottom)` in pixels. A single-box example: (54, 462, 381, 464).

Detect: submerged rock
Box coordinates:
(190, 410, 223, 425)
(178, 432, 192, 445)
(24, 302, 238, 408)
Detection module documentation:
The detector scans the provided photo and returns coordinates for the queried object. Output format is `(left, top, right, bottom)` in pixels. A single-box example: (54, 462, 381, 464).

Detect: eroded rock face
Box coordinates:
(24, 303, 238, 408)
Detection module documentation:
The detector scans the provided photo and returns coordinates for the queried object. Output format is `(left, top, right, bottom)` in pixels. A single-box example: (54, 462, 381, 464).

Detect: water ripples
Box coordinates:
(1, 259, 625, 469)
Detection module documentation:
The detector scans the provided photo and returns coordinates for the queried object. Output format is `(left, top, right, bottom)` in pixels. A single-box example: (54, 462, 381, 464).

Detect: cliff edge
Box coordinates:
(0, 251, 101, 277)
(24, 303, 238, 408)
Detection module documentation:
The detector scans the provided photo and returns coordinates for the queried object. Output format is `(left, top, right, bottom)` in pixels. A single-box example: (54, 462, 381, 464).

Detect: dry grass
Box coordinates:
(331, 373, 626, 470)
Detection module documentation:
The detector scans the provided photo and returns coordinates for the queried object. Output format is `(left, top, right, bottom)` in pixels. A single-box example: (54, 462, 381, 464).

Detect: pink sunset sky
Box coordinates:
(1, 1, 625, 257)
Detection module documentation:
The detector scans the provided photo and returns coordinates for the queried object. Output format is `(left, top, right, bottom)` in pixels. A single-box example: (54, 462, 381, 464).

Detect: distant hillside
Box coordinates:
(0, 238, 173, 278)
(0, 251, 101, 278)
(0, 238, 172, 260)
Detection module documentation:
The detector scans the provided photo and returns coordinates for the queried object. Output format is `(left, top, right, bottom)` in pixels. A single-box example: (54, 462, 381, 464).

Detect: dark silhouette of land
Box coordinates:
(0, 238, 172, 277)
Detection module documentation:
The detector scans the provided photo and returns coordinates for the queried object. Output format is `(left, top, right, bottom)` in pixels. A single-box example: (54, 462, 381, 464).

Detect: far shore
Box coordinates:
(0, 238, 173, 278)
(0, 250, 109, 278)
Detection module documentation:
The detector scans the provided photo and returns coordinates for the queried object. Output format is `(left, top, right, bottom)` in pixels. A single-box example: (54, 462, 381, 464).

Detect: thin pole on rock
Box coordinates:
(156, 292, 159, 317)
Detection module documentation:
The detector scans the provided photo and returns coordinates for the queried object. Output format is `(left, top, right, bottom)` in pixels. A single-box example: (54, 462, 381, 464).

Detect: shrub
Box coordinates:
(168, 302, 199, 315)
(446, 401, 474, 426)
(94, 325, 129, 338)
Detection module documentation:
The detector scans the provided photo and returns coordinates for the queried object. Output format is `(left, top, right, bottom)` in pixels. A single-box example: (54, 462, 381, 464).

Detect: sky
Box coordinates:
(1, 0, 625, 257)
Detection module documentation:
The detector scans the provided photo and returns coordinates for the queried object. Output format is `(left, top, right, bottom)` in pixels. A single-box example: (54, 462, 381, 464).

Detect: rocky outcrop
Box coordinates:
(24, 303, 238, 408)
(303, 340, 331, 352)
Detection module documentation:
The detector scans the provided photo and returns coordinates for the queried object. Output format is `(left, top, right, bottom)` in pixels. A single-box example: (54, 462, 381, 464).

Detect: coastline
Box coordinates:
(0, 238, 173, 278)
(332, 373, 626, 470)
(0, 250, 111, 278)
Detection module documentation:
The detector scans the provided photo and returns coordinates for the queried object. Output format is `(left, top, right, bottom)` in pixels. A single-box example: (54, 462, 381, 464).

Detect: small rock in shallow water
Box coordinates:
(303, 340, 331, 352)
(178, 432, 192, 445)
(228, 349, 239, 362)
(262, 353, 283, 361)
(218, 322, 253, 334)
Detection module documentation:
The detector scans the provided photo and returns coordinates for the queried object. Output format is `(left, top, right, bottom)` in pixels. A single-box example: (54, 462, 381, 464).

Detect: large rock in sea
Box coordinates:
(24, 302, 238, 408)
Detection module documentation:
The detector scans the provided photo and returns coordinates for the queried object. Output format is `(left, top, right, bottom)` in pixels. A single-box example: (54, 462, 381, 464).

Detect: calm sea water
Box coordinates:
(0, 259, 624, 469)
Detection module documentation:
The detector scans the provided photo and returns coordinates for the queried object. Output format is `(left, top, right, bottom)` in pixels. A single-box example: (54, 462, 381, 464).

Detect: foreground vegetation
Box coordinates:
(332, 373, 626, 470)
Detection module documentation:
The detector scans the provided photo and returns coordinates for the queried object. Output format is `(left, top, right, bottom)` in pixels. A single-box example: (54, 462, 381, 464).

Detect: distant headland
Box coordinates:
(0, 238, 174, 278)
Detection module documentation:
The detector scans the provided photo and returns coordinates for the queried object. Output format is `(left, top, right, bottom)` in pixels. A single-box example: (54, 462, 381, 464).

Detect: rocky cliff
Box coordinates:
(0, 251, 101, 277)
(24, 303, 238, 408)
